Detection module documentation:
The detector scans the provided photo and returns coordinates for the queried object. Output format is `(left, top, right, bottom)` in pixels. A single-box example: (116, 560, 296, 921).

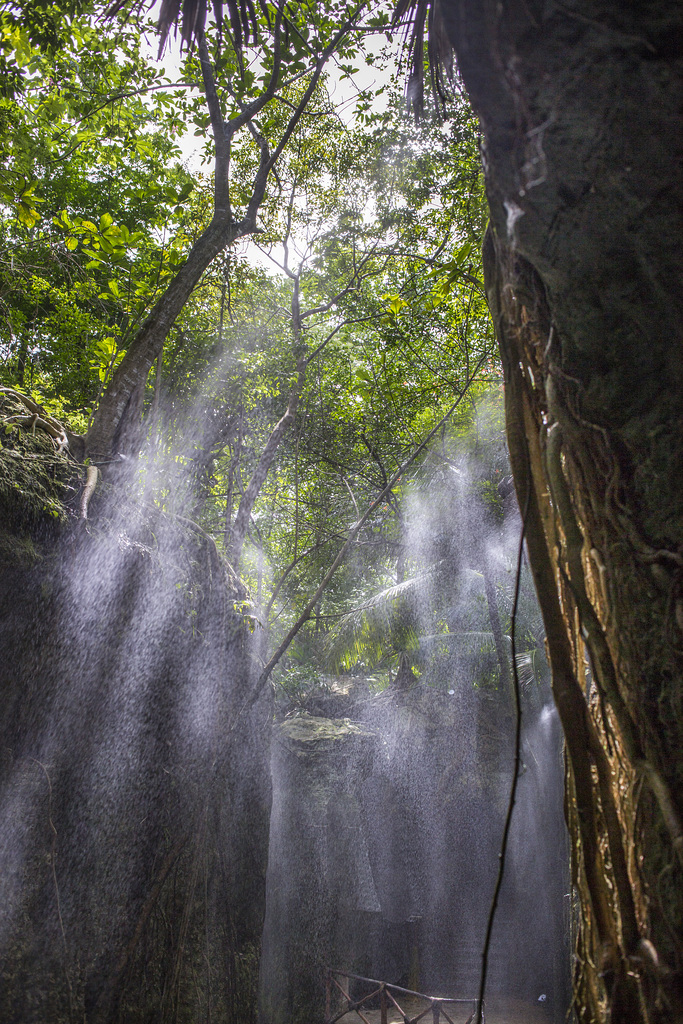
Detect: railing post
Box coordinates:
(325, 970, 331, 1024)
(432, 999, 440, 1024)
(380, 984, 388, 1024)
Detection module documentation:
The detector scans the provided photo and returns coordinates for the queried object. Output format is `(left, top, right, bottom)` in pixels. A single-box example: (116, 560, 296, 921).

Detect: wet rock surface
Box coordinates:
(260, 680, 568, 1024)
(0, 485, 271, 1024)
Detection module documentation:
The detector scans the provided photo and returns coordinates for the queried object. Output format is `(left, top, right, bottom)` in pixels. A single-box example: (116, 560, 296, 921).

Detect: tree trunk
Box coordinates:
(441, 2, 683, 1020)
(85, 217, 237, 460)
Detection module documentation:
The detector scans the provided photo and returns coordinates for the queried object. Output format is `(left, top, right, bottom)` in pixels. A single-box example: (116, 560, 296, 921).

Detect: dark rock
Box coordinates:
(0, 486, 271, 1024)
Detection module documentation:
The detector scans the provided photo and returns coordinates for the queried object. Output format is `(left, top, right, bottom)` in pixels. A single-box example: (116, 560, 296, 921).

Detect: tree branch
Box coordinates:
(223, 3, 285, 139)
(197, 30, 231, 211)
(227, 355, 488, 729)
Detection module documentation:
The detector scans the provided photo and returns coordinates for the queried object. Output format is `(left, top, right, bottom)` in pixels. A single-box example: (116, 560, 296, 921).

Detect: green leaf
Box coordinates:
(176, 182, 194, 204)
(17, 203, 40, 228)
(383, 294, 408, 317)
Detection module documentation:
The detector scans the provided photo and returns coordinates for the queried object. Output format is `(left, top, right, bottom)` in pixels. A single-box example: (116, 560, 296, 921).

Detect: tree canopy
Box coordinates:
(0, 0, 526, 700)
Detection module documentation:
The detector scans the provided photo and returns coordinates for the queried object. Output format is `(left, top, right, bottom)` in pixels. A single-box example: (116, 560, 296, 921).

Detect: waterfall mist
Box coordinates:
(259, 399, 571, 1024)
(0, 405, 273, 1023)
(0, 377, 571, 1024)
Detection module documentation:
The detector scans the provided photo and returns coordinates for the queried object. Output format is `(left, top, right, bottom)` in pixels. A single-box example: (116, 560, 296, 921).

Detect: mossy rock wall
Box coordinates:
(259, 715, 376, 1024)
(0, 442, 272, 1024)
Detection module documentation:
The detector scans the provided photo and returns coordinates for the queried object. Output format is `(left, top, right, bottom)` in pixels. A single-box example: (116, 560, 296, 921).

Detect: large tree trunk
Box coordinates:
(85, 218, 238, 461)
(441, 2, 683, 1021)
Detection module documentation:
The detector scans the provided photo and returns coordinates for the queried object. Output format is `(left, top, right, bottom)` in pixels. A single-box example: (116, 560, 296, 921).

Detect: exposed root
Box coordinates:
(0, 387, 75, 452)
(545, 405, 683, 874)
(481, 225, 683, 1023)
(79, 465, 99, 520)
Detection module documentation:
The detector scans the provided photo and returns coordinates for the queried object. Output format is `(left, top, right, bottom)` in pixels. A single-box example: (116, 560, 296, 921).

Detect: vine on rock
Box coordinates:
(483, 224, 683, 1024)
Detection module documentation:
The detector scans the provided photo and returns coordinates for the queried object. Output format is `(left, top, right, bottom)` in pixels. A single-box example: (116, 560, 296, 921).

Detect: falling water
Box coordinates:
(0, 392, 570, 1024)
(258, 428, 571, 1024)
(0, 436, 272, 1022)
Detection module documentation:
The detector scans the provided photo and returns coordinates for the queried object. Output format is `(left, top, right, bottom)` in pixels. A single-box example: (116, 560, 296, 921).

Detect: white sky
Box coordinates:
(142, 18, 395, 170)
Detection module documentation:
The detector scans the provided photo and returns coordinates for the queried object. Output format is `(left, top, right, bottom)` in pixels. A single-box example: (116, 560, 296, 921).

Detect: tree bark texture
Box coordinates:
(85, 218, 237, 460)
(441, 2, 683, 1021)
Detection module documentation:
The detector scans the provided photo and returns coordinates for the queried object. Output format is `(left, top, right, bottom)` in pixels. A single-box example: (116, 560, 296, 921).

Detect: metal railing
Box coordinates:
(325, 969, 484, 1024)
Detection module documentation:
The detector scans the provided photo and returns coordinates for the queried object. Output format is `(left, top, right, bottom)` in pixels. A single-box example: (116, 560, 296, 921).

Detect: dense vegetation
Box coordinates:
(0, 0, 522, 698)
(7, 4, 678, 1023)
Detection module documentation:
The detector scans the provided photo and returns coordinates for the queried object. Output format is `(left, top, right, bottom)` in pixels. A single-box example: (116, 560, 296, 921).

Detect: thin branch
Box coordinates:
(475, 488, 528, 1024)
(265, 535, 341, 618)
(263, 10, 365, 176)
(361, 432, 388, 488)
(228, 355, 488, 727)
(304, 315, 377, 365)
(226, 272, 304, 564)
(340, 472, 361, 517)
(49, 81, 198, 149)
(300, 244, 381, 320)
(281, 178, 298, 277)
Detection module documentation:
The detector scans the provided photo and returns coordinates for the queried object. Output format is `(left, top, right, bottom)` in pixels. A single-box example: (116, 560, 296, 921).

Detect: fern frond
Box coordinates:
(323, 565, 442, 672)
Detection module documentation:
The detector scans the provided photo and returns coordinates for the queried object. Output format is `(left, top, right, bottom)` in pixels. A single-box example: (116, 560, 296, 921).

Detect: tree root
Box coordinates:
(0, 386, 100, 520)
(79, 465, 99, 520)
(545, 402, 683, 872)
(483, 222, 683, 1023)
(502, 336, 621, 964)
(95, 831, 189, 1020)
(0, 387, 71, 450)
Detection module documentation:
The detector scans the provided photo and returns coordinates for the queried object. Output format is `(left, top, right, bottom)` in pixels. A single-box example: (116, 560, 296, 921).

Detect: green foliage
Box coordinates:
(0, 1, 197, 406)
(324, 573, 432, 672)
(0, 0, 546, 703)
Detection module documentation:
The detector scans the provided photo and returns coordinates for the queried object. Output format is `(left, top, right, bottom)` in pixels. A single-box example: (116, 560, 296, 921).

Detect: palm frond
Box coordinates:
(392, 0, 454, 118)
(105, 0, 262, 56)
(323, 567, 440, 672)
(515, 648, 544, 692)
(419, 630, 496, 649)
(347, 563, 442, 614)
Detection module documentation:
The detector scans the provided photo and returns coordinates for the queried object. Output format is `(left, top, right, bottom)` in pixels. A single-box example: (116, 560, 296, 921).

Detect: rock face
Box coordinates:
(259, 680, 569, 1024)
(436, 6, 683, 1019)
(259, 714, 376, 1024)
(0, 426, 272, 1024)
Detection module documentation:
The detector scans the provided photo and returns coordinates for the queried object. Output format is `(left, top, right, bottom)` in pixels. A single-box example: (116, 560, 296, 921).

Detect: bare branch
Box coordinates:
(223, 2, 285, 139)
(225, 354, 489, 731)
(197, 30, 230, 177)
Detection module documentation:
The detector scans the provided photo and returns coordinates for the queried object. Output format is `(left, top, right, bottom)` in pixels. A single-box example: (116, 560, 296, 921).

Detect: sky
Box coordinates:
(139, 10, 398, 273)
(141, 10, 396, 172)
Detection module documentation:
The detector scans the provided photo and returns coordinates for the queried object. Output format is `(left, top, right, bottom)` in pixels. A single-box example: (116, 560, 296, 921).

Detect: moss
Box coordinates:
(0, 392, 80, 540)
(279, 715, 374, 746)
(0, 527, 40, 568)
